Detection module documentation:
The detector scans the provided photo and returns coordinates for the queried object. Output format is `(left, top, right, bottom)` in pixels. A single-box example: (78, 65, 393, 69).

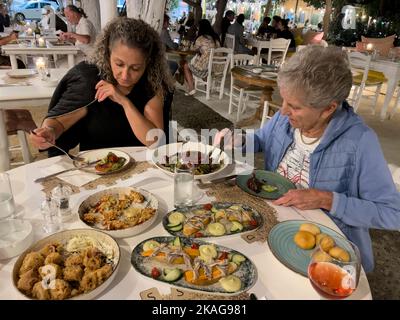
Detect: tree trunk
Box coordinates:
(100, 0, 118, 29)
(322, 0, 332, 40)
(264, 0, 273, 17)
(126, 0, 166, 33)
(183, 0, 202, 26)
(80, 0, 101, 33)
(212, 0, 228, 35)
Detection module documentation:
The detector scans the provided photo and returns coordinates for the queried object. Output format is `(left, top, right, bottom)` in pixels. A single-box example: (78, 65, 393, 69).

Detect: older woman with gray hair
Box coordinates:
(216, 45, 400, 272)
(30, 17, 174, 155)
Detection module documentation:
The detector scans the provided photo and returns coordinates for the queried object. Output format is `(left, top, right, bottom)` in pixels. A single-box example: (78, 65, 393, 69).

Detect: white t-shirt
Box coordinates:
(74, 17, 97, 55)
(277, 129, 322, 189)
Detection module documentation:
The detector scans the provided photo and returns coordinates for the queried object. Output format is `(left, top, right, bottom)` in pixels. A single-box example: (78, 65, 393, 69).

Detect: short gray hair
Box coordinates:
(277, 45, 352, 108)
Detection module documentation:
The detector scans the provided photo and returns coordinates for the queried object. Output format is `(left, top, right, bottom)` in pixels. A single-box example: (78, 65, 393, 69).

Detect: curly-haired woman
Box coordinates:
(30, 18, 174, 155)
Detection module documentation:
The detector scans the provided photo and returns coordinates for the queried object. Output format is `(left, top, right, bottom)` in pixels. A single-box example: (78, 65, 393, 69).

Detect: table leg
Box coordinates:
(237, 86, 274, 127)
(0, 111, 10, 172)
(380, 77, 397, 121)
(9, 55, 18, 69)
(67, 54, 75, 69)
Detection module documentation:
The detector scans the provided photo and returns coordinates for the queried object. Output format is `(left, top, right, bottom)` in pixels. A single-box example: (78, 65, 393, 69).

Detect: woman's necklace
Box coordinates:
(299, 129, 322, 145)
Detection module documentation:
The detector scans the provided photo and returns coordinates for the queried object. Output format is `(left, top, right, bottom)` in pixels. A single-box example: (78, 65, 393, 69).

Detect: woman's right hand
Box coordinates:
(29, 127, 56, 150)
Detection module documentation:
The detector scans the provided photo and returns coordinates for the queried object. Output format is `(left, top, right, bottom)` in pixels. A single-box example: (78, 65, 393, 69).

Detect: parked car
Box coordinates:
(14, 1, 60, 21)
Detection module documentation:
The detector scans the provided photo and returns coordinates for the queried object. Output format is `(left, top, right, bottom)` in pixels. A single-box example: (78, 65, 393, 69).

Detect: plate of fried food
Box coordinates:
(73, 149, 132, 175)
(163, 202, 263, 238)
(152, 141, 229, 180)
(236, 170, 296, 200)
(131, 236, 257, 295)
(12, 229, 120, 300)
(267, 220, 354, 277)
(78, 187, 158, 238)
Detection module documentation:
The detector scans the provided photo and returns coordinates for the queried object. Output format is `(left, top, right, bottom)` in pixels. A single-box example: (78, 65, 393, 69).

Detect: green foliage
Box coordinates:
(168, 0, 180, 11)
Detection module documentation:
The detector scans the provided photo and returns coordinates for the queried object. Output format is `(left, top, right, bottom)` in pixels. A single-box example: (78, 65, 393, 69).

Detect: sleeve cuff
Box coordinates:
(330, 192, 345, 219)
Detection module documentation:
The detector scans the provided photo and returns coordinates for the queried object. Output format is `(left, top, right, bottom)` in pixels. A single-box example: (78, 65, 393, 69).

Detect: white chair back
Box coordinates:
(266, 38, 291, 65)
(225, 33, 235, 50)
(194, 47, 232, 100)
(254, 40, 270, 66)
(347, 51, 372, 112)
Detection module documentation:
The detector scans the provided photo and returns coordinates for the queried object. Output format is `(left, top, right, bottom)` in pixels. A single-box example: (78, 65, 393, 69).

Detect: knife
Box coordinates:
(34, 161, 98, 183)
(199, 174, 238, 185)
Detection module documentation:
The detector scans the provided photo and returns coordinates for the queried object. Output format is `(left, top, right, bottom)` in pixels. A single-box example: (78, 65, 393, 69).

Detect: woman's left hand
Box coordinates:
(95, 80, 127, 105)
(273, 189, 333, 211)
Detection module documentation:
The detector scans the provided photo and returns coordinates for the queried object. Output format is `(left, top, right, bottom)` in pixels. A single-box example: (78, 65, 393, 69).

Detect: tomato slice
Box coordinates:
(203, 203, 213, 211)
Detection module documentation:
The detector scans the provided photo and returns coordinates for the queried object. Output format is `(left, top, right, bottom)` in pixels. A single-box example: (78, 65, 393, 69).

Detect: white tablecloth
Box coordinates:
(0, 147, 372, 300)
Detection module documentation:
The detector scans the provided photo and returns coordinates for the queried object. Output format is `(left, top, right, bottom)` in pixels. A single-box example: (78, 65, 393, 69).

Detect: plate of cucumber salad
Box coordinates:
(131, 236, 257, 294)
(162, 202, 263, 238)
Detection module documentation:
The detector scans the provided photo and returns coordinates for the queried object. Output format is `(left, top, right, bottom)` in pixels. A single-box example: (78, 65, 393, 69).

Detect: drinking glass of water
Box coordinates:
(174, 163, 194, 208)
(0, 173, 16, 219)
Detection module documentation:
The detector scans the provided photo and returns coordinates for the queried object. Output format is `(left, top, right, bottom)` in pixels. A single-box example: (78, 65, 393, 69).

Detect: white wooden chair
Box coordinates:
(258, 38, 291, 66)
(4, 109, 36, 167)
(260, 100, 281, 128)
(224, 34, 235, 51)
(347, 51, 384, 113)
(229, 54, 262, 122)
(388, 163, 400, 191)
(389, 83, 400, 119)
(194, 47, 232, 100)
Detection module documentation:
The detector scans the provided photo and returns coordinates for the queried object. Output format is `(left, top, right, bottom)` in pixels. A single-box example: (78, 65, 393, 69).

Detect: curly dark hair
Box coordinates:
(89, 17, 174, 99)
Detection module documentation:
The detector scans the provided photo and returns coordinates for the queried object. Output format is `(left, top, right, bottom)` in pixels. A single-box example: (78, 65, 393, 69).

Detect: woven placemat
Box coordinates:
(40, 161, 155, 196)
(205, 182, 278, 242)
(140, 287, 251, 300)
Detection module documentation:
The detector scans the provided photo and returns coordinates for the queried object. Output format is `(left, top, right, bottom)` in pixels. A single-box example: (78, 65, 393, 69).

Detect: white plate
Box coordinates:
(0, 220, 33, 260)
(252, 68, 263, 74)
(152, 141, 229, 180)
(6, 69, 37, 79)
(77, 187, 158, 238)
(73, 149, 132, 175)
(12, 229, 120, 300)
(260, 71, 278, 79)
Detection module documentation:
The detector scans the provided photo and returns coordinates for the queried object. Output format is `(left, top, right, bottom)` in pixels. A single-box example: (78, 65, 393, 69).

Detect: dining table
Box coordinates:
(0, 68, 68, 172)
(166, 48, 196, 85)
(231, 66, 278, 127)
(1, 43, 80, 69)
(0, 146, 372, 300)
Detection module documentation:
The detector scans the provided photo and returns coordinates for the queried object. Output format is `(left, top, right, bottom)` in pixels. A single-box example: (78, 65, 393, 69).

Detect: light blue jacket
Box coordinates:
(252, 102, 400, 272)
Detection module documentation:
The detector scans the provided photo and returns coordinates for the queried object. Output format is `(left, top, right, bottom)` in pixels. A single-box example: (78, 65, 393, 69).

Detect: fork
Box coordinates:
(30, 130, 86, 163)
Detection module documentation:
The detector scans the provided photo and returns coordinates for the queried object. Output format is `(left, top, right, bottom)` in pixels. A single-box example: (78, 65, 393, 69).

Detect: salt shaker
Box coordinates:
(51, 184, 73, 222)
(41, 197, 62, 233)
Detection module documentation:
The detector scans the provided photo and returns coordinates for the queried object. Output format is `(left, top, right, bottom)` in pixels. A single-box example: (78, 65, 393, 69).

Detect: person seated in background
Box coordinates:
(60, 5, 97, 57)
(257, 16, 275, 37)
(30, 18, 174, 156)
(160, 14, 179, 76)
(227, 14, 253, 55)
(215, 46, 400, 273)
(161, 14, 178, 50)
(277, 18, 296, 50)
(271, 15, 281, 33)
(182, 19, 222, 96)
(0, 32, 26, 68)
(220, 10, 235, 46)
(0, 4, 10, 30)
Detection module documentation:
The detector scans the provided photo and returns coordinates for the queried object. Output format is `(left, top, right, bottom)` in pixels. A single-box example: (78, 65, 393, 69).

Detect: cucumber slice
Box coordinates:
(173, 237, 182, 248)
(211, 206, 219, 213)
(230, 221, 244, 232)
(168, 224, 183, 232)
(206, 222, 226, 236)
(167, 222, 181, 228)
(214, 210, 226, 220)
(163, 268, 182, 282)
(168, 212, 185, 225)
(143, 240, 160, 252)
(231, 254, 246, 266)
